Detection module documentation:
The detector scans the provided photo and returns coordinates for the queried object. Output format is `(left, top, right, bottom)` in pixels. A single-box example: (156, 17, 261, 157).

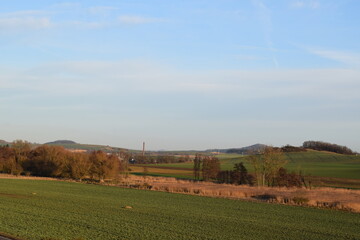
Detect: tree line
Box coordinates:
(194, 147, 306, 188)
(193, 154, 220, 181)
(303, 141, 355, 155)
(0, 140, 121, 181)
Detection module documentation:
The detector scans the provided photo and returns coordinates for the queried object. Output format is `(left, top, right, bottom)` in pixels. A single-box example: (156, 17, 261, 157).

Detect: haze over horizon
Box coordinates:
(1, 0, 359, 151)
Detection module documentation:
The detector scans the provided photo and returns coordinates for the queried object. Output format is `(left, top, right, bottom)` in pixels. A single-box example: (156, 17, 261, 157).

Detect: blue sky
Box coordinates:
(1, 0, 359, 151)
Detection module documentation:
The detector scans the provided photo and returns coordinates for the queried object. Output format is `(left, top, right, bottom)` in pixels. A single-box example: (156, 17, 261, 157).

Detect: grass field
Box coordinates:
(139, 151, 360, 180)
(1, 179, 360, 240)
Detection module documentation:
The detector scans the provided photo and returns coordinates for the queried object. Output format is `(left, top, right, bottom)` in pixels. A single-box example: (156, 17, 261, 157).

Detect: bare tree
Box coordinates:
(202, 156, 220, 181)
(193, 154, 202, 180)
(248, 147, 287, 186)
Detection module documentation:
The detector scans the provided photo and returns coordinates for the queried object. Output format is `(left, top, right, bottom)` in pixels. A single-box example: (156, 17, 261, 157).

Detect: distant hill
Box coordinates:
(207, 144, 267, 154)
(0, 140, 9, 146)
(44, 140, 125, 153)
(45, 140, 77, 145)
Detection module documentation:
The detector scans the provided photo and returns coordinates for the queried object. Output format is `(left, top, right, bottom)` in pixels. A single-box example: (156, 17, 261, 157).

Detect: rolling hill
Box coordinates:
(0, 140, 9, 146)
(206, 144, 267, 154)
(44, 140, 125, 153)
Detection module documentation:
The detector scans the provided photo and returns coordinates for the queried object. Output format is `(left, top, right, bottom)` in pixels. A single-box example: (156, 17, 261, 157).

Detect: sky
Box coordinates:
(1, 0, 359, 151)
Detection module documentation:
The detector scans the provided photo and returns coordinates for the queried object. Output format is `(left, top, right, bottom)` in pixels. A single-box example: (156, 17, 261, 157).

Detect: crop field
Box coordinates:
(140, 151, 360, 180)
(1, 179, 360, 240)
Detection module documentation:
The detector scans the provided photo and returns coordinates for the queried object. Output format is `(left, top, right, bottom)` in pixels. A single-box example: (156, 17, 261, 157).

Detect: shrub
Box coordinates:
(292, 197, 309, 205)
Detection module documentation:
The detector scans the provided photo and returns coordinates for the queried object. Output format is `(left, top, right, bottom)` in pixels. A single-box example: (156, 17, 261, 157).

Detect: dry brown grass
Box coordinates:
(0, 174, 57, 181)
(116, 175, 360, 213)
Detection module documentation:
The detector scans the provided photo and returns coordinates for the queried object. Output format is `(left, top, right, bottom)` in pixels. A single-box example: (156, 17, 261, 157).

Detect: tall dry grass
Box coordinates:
(116, 175, 360, 213)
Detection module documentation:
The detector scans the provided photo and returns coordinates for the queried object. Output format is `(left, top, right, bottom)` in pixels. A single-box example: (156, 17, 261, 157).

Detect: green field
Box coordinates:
(143, 151, 360, 180)
(1, 179, 360, 240)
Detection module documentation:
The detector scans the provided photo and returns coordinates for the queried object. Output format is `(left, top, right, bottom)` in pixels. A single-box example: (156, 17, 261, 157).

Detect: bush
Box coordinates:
(292, 197, 309, 205)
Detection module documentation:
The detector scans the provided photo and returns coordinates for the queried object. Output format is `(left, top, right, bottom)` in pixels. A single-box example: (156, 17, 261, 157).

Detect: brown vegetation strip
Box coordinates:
(0, 174, 56, 181)
(136, 165, 192, 171)
(116, 175, 360, 213)
(307, 176, 360, 189)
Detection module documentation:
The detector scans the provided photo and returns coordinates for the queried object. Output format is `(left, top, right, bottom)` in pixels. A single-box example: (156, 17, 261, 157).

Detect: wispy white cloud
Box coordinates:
(310, 49, 360, 66)
(2, 60, 359, 100)
(88, 6, 118, 15)
(291, 1, 305, 8)
(118, 15, 164, 24)
(291, 0, 320, 9)
(63, 20, 105, 29)
(309, 1, 320, 9)
(0, 10, 51, 17)
(252, 0, 279, 68)
(235, 55, 268, 61)
(0, 9, 52, 31)
(237, 45, 278, 52)
(50, 2, 81, 9)
(0, 17, 51, 30)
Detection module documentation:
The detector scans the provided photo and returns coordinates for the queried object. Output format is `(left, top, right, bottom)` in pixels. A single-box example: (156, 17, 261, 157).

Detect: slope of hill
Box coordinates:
(45, 140, 77, 145)
(44, 140, 125, 153)
(206, 144, 267, 154)
(0, 140, 9, 146)
(284, 150, 360, 163)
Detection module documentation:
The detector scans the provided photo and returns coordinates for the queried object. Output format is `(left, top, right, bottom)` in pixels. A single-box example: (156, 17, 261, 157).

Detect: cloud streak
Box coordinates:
(2, 60, 359, 101)
(291, 0, 320, 9)
(118, 15, 164, 24)
(0, 16, 51, 30)
(88, 6, 118, 15)
(310, 49, 360, 66)
(252, 0, 279, 68)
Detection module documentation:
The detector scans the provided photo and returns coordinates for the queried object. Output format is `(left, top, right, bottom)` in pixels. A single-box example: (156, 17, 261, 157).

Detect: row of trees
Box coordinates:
(193, 154, 220, 181)
(0, 141, 121, 181)
(194, 147, 305, 188)
(217, 162, 253, 185)
(278, 145, 306, 152)
(248, 147, 287, 186)
(303, 141, 355, 155)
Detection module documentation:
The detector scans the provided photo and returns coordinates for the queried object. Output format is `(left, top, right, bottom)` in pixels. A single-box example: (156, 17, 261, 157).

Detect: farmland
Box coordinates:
(136, 150, 360, 180)
(1, 179, 360, 240)
(130, 150, 360, 189)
